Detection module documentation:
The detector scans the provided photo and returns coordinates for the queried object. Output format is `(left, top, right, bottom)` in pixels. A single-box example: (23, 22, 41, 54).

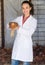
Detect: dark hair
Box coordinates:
(21, 1, 34, 15)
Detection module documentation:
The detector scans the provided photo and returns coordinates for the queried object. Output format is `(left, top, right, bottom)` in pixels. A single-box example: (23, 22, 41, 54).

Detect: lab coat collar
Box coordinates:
(21, 15, 32, 26)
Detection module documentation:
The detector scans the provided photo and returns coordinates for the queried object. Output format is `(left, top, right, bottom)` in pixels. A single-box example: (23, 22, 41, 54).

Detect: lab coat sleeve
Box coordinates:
(18, 20, 37, 36)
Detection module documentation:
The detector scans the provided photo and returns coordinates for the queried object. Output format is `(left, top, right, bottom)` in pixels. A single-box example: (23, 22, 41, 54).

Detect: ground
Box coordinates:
(0, 44, 45, 65)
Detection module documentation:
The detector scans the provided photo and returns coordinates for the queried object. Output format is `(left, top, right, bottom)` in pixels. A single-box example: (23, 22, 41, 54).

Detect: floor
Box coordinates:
(0, 44, 45, 65)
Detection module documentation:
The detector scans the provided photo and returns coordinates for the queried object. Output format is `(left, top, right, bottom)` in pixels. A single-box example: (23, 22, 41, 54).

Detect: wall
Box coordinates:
(32, 0, 45, 45)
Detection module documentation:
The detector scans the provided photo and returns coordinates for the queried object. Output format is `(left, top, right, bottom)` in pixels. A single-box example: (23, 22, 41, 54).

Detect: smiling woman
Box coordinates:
(11, 1, 37, 65)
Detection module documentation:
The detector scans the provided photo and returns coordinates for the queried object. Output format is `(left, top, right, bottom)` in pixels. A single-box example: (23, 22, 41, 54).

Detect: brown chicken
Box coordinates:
(9, 22, 18, 37)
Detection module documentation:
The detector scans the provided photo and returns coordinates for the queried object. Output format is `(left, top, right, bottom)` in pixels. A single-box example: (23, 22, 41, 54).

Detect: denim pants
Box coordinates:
(11, 59, 30, 65)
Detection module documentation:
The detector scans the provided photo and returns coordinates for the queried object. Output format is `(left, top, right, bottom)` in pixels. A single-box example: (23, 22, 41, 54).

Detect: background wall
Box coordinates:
(32, 0, 45, 46)
(4, 0, 45, 48)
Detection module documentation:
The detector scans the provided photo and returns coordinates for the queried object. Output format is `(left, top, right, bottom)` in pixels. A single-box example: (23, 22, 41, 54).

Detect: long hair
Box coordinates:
(21, 1, 34, 15)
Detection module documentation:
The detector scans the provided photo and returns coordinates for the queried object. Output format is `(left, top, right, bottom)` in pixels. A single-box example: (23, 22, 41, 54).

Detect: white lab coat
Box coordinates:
(11, 15, 37, 62)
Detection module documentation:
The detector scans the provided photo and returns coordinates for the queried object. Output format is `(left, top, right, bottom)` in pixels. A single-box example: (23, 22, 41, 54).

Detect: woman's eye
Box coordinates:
(26, 7, 29, 9)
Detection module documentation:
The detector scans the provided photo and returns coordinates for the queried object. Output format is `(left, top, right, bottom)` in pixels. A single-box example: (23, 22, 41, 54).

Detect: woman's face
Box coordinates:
(22, 3, 31, 16)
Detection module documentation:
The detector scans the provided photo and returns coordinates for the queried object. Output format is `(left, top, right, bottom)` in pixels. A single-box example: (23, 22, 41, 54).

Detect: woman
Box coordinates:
(11, 1, 37, 65)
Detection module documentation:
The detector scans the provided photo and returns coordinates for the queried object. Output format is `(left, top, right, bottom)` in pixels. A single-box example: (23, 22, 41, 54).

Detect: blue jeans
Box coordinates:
(11, 59, 30, 65)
